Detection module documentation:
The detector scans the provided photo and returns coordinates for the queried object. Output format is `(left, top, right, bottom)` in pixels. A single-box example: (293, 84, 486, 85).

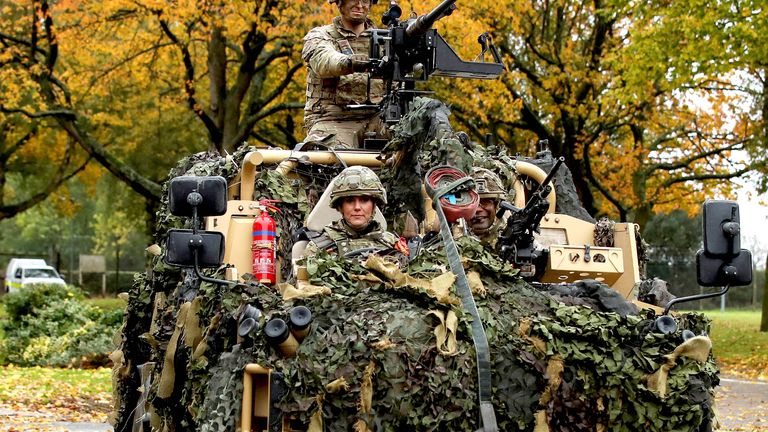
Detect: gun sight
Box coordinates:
(381, 3, 402, 26)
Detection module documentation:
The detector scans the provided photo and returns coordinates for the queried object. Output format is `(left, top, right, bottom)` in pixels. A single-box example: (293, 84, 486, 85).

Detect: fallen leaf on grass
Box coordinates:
(0, 365, 111, 426)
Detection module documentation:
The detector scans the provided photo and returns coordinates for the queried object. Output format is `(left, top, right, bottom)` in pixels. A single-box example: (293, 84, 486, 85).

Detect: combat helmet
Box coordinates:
(329, 166, 387, 208)
(472, 167, 506, 200)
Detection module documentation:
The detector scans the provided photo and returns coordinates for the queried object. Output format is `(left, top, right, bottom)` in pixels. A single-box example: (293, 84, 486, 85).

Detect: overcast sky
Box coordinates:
(735, 188, 767, 269)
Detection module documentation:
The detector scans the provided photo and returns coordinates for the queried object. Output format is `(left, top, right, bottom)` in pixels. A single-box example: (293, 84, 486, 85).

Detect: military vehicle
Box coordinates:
(110, 2, 753, 431)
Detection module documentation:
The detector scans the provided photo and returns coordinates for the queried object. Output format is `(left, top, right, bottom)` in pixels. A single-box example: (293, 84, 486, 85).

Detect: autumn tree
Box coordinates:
(429, 0, 754, 227)
(0, 3, 90, 219)
(2, 0, 763, 233)
(0, 112, 88, 219)
(0, 0, 332, 219)
(629, 0, 767, 326)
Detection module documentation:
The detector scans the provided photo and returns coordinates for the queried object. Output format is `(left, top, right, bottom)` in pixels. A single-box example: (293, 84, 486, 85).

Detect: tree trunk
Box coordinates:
(761, 252, 768, 332)
(760, 74, 767, 333)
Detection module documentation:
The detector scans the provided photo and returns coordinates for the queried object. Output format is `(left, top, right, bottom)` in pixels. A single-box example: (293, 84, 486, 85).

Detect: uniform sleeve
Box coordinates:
(302, 27, 353, 78)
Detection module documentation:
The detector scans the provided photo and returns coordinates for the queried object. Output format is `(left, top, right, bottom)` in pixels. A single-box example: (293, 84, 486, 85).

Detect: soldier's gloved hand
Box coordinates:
(351, 60, 372, 73)
(344, 55, 372, 73)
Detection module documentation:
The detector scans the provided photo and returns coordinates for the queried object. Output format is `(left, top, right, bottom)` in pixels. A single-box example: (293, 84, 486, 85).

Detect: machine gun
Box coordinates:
(362, 0, 504, 123)
(496, 157, 565, 273)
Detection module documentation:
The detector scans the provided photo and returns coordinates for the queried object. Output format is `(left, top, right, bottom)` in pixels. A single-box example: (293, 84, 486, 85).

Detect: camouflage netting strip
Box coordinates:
(113, 150, 718, 432)
(140, 249, 715, 431)
(379, 97, 475, 226)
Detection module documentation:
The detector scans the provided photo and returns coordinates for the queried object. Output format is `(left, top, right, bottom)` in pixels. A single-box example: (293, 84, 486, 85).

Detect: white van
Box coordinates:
(3, 258, 67, 293)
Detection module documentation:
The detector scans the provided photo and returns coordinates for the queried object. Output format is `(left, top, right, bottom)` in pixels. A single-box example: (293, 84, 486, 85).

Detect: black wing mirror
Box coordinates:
(696, 250, 752, 287)
(166, 229, 225, 268)
(168, 176, 227, 217)
(661, 199, 752, 315)
(164, 175, 229, 284)
(697, 199, 752, 287)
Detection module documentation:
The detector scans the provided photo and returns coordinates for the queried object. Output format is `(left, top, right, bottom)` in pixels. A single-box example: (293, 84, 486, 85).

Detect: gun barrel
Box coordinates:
(405, 0, 457, 38)
(531, 157, 564, 196)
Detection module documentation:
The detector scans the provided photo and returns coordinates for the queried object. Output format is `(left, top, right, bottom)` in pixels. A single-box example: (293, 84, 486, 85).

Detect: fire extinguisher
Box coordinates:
(252, 200, 280, 285)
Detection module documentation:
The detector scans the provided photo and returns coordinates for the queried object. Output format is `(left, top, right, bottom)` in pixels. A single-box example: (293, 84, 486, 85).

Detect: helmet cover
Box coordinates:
(329, 166, 387, 208)
(472, 167, 506, 200)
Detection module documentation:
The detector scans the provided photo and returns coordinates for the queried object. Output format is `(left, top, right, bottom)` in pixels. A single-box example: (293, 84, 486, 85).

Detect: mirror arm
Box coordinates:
(662, 285, 731, 315)
(192, 249, 231, 286)
(188, 199, 231, 287)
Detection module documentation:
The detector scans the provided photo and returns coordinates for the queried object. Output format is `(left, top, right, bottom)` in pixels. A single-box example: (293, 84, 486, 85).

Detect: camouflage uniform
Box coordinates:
(305, 219, 401, 256)
(302, 17, 387, 149)
(304, 166, 407, 262)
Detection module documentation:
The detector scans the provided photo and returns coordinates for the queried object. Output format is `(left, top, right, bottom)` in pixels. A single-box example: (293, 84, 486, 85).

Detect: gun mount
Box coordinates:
(366, 0, 504, 122)
(496, 157, 565, 275)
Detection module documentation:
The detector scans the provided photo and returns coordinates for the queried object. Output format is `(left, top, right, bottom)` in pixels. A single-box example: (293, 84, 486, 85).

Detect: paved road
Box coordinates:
(1, 376, 765, 431)
(0, 409, 111, 432)
(716, 375, 768, 431)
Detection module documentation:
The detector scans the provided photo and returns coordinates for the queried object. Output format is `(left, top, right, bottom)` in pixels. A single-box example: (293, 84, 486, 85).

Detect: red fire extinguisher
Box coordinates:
(252, 200, 280, 285)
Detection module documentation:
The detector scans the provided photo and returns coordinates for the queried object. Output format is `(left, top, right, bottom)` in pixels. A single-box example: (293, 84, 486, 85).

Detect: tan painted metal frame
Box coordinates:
(538, 214, 641, 297)
(205, 149, 640, 304)
(241, 363, 276, 432)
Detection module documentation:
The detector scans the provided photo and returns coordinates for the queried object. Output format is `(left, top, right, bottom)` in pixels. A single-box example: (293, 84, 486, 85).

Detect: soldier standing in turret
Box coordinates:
(469, 167, 508, 248)
(304, 166, 408, 263)
(301, 0, 388, 148)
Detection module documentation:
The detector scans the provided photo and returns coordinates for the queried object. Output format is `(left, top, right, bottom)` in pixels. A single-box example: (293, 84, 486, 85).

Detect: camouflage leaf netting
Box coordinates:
(112, 149, 718, 432)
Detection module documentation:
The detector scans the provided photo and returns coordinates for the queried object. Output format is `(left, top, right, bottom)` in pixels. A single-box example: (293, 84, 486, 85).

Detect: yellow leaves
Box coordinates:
(90, 209, 137, 254)
(12, 130, 66, 166)
(0, 365, 112, 425)
(51, 185, 82, 218)
(78, 164, 104, 193)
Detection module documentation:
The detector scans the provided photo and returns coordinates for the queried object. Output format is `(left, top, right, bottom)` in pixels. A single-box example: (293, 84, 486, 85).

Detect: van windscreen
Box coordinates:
(24, 268, 59, 278)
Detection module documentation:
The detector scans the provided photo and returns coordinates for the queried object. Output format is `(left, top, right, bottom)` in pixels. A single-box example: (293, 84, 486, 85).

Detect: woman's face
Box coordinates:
(340, 195, 374, 230)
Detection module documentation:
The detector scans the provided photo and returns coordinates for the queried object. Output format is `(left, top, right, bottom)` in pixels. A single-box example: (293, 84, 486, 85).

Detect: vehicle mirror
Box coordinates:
(696, 249, 752, 287)
(168, 176, 227, 217)
(165, 229, 225, 268)
(702, 200, 740, 257)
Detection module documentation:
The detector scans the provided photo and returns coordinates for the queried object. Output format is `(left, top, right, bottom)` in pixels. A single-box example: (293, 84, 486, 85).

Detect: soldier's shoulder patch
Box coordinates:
(337, 39, 353, 55)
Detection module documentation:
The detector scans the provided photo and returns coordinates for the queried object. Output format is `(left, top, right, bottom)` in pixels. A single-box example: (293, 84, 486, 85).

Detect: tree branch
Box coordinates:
(0, 104, 76, 119)
(56, 115, 162, 200)
(661, 167, 752, 188)
(582, 135, 627, 220)
(249, 61, 302, 114)
(650, 140, 746, 172)
(241, 102, 304, 141)
(499, 74, 553, 140)
(0, 121, 38, 162)
(157, 18, 219, 146)
(0, 146, 91, 219)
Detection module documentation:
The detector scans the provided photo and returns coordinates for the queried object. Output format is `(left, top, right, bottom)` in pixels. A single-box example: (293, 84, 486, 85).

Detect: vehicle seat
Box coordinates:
(291, 174, 387, 264)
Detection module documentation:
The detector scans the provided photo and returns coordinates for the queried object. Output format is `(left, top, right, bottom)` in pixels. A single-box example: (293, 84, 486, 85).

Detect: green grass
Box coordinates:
(85, 296, 126, 312)
(0, 302, 5, 340)
(0, 365, 112, 404)
(700, 309, 768, 379)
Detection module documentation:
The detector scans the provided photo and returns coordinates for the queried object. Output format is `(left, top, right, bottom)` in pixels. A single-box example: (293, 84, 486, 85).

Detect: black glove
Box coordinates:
(351, 59, 372, 73)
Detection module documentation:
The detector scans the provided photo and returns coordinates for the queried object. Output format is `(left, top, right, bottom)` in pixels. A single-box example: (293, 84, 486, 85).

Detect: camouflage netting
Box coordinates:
(379, 97, 475, 225)
(111, 127, 718, 432)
